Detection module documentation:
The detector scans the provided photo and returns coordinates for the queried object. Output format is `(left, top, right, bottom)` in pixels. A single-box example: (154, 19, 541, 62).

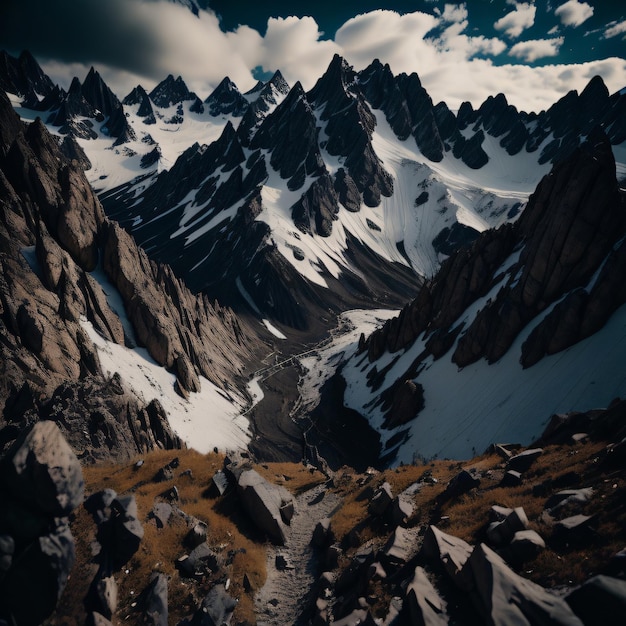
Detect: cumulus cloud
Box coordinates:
(2, 0, 625, 116)
(554, 0, 594, 28)
(604, 20, 626, 39)
(509, 37, 564, 62)
(494, 2, 537, 39)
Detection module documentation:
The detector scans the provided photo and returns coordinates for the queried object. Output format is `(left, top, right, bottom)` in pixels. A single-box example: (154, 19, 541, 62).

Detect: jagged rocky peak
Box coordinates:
(149, 73, 196, 107)
(236, 70, 291, 146)
(46, 76, 100, 139)
(309, 54, 393, 206)
(0, 49, 55, 107)
(205, 76, 248, 117)
(250, 81, 324, 190)
(123, 84, 156, 122)
(81, 66, 121, 117)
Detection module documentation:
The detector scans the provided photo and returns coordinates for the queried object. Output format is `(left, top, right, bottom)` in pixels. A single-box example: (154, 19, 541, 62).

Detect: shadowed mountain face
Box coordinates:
(335, 129, 626, 463)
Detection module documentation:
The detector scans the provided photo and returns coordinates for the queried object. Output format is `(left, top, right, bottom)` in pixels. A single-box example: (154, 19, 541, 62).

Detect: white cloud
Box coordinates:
(28, 2, 626, 118)
(554, 0, 594, 28)
(494, 3, 537, 39)
(604, 20, 626, 39)
(509, 37, 564, 62)
(438, 3, 469, 23)
(548, 25, 560, 35)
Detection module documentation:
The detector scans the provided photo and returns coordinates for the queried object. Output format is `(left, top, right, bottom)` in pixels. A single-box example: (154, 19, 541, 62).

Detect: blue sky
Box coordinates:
(1, 0, 625, 112)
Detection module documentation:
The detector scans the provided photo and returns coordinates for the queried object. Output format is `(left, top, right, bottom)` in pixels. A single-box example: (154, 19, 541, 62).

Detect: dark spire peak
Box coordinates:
(68, 76, 82, 94)
(580, 74, 609, 101)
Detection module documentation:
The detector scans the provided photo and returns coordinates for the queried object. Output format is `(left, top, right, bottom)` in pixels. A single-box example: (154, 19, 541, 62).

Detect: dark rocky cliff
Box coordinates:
(0, 90, 259, 462)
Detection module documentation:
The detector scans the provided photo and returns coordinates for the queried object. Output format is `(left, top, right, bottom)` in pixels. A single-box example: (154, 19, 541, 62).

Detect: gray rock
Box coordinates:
(385, 496, 413, 526)
(185, 521, 208, 549)
(0, 523, 76, 626)
(402, 566, 448, 626)
(97, 494, 144, 572)
(178, 543, 220, 577)
(506, 448, 543, 473)
(85, 575, 118, 620)
(0, 420, 84, 517)
(552, 514, 596, 546)
(421, 525, 473, 589)
(134, 572, 168, 626)
(545, 488, 593, 512)
(380, 526, 414, 571)
(441, 469, 480, 501)
(207, 471, 228, 498)
(312, 518, 333, 548)
(506, 529, 545, 563)
(236, 469, 294, 545)
(463, 543, 583, 625)
(500, 470, 523, 487)
(486, 506, 528, 546)
(188, 584, 237, 626)
(149, 502, 173, 529)
(566, 575, 626, 625)
(368, 482, 393, 517)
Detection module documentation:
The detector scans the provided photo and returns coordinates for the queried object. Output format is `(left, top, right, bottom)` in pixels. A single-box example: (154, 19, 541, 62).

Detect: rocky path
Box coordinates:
(255, 482, 341, 625)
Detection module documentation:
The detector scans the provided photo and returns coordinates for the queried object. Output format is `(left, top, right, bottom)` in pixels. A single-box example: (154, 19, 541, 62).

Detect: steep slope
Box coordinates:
(337, 130, 626, 463)
(4, 51, 626, 342)
(0, 90, 260, 462)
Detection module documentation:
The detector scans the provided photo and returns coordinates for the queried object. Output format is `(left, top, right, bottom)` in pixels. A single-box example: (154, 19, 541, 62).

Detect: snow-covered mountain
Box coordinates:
(5, 50, 625, 341)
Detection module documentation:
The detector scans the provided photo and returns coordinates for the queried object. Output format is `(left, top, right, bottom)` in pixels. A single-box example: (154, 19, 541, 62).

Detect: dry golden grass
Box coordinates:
(254, 461, 327, 494)
(53, 448, 267, 626)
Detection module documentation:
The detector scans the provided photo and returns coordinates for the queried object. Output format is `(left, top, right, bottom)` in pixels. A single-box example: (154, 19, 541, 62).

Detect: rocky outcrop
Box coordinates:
(250, 81, 325, 191)
(0, 422, 83, 625)
(236, 468, 295, 545)
(205, 76, 248, 117)
(363, 129, 624, 376)
(309, 55, 393, 207)
(0, 87, 255, 460)
(0, 50, 56, 108)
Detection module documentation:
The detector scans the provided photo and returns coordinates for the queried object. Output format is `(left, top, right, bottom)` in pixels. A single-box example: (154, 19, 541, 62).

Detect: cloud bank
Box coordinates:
(1, 0, 625, 115)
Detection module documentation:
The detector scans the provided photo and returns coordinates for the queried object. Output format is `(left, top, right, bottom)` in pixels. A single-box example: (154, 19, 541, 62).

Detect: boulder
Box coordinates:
(544, 488, 593, 513)
(236, 469, 294, 545)
(506, 529, 545, 563)
(380, 526, 414, 571)
(552, 514, 596, 547)
(85, 575, 118, 620)
(386, 496, 413, 526)
(402, 566, 448, 626)
(0, 523, 76, 626)
(184, 521, 208, 549)
(0, 420, 84, 517)
(149, 502, 173, 529)
(312, 518, 334, 548)
(133, 572, 168, 626)
(96, 494, 144, 572)
(368, 482, 393, 517)
(187, 584, 237, 626)
(463, 543, 583, 625)
(506, 448, 543, 473)
(486, 507, 529, 546)
(566, 575, 626, 625)
(500, 470, 522, 487)
(177, 543, 220, 578)
(440, 469, 480, 501)
(421, 525, 473, 589)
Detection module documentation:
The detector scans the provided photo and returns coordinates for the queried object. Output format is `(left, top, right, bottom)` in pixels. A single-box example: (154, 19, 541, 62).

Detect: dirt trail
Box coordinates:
(255, 482, 341, 625)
